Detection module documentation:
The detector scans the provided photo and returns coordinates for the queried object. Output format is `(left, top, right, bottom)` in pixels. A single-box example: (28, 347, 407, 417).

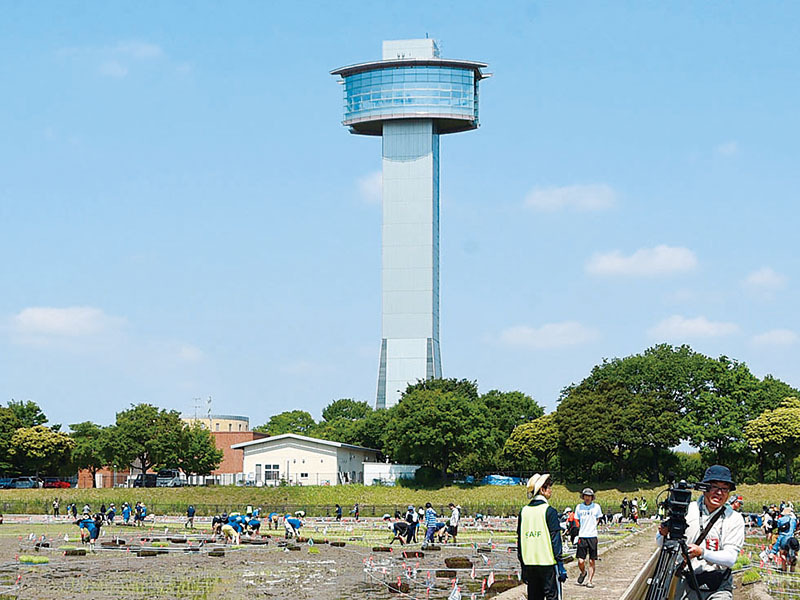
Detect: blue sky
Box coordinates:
(1, 2, 798, 429)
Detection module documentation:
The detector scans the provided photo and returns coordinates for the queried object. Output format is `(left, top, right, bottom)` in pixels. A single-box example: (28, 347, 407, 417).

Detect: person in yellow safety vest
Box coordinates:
(517, 473, 568, 600)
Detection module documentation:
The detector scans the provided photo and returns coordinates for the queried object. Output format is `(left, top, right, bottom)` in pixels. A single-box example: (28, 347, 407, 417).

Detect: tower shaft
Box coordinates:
(377, 120, 442, 408)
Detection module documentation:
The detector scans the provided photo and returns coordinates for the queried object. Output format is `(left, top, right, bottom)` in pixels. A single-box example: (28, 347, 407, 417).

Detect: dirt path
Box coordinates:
(497, 524, 659, 600)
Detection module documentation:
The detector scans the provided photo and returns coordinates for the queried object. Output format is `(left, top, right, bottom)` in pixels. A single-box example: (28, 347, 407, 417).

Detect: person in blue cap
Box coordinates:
(657, 465, 744, 600)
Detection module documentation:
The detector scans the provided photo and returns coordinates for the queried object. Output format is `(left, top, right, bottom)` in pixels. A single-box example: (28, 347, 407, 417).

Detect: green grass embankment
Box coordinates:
(3, 482, 796, 517)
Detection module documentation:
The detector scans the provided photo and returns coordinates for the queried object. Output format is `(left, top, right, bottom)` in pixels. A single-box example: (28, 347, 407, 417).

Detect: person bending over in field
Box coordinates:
(284, 514, 303, 539)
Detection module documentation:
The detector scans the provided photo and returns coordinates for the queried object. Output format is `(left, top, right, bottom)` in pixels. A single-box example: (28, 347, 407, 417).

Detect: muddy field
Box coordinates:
(0, 516, 663, 600)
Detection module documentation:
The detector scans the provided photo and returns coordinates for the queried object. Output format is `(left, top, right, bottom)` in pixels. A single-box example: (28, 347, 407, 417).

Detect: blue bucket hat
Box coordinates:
(701, 465, 736, 491)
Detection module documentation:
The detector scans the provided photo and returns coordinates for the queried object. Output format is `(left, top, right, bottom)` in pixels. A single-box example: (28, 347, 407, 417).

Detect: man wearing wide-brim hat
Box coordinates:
(657, 465, 744, 599)
(517, 473, 567, 600)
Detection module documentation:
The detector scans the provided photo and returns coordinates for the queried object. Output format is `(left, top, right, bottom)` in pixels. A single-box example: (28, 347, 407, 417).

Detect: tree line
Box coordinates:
(0, 402, 223, 486)
(258, 344, 800, 484)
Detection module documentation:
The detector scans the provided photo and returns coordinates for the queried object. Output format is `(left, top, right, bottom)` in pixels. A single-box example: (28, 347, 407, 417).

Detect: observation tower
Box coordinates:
(332, 39, 488, 408)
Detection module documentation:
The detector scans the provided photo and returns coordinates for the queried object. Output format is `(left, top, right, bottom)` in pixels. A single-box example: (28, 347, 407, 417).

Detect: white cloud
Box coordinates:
(586, 245, 698, 277)
(177, 344, 204, 362)
(98, 60, 128, 78)
(744, 267, 787, 292)
(59, 40, 164, 79)
(115, 41, 163, 60)
(715, 141, 739, 156)
(524, 184, 616, 212)
(357, 171, 382, 204)
(13, 306, 124, 337)
(499, 321, 599, 349)
(648, 315, 738, 340)
(752, 329, 798, 347)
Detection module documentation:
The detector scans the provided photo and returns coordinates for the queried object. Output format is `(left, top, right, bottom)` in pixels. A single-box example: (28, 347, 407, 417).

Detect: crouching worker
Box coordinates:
(385, 515, 410, 545)
(657, 465, 744, 600)
(221, 523, 239, 545)
(76, 513, 102, 552)
(517, 473, 567, 600)
(284, 514, 302, 539)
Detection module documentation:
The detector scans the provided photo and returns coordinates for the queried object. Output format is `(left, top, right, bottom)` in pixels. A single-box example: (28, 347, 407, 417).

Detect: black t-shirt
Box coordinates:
(393, 521, 410, 535)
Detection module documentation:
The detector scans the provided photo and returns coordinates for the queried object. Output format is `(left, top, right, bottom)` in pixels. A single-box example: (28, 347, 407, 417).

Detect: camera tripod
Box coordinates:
(644, 536, 703, 600)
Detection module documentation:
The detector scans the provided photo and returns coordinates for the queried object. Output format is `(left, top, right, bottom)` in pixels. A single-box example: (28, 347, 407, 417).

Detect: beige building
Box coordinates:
(231, 433, 381, 486)
(182, 414, 249, 433)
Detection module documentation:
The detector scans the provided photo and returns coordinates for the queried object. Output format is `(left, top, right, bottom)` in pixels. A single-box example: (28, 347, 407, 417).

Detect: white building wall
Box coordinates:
(240, 437, 381, 486)
(241, 438, 338, 486)
(364, 463, 420, 485)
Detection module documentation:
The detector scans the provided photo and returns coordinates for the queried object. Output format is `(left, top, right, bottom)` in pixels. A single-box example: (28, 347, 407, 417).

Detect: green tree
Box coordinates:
(681, 356, 760, 470)
(482, 389, 544, 451)
(8, 426, 74, 475)
(110, 404, 184, 474)
(0, 408, 22, 473)
(744, 397, 800, 483)
(321, 399, 372, 422)
(254, 410, 316, 436)
(70, 421, 114, 488)
(563, 344, 773, 479)
(502, 413, 558, 471)
(342, 409, 390, 451)
(556, 381, 682, 481)
(403, 378, 480, 401)
(7, 399, 47, 427)
(384, 388, 491, 477)
(174, 422, 224, 476)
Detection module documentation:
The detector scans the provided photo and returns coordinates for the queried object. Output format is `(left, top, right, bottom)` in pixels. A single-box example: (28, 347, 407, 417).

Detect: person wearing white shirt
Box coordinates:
(443, 502, 461, 543)
(574, 487, 603, 588)
(657, 465, 745, 599)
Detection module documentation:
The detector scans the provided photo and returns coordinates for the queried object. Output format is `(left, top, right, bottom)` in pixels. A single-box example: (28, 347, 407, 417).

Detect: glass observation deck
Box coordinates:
(331, 59, 488, 135)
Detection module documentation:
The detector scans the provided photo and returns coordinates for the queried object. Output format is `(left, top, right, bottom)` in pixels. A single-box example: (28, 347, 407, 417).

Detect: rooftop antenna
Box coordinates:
(192, 397, 202, 421)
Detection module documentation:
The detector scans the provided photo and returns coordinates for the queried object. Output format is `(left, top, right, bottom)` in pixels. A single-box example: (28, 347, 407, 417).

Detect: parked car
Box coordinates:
(132, 473, 157, 488)
(0, 477, 14, 489)
(43, 477, 71, 489)
(12, 476, 43, 489)
(156, 469, 185, 487)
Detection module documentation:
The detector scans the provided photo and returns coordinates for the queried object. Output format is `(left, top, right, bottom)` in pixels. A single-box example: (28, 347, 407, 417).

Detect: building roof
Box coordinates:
(331, 58, 489, 79)
(230, 432, 380, 453)
(182, 414, 249, 422)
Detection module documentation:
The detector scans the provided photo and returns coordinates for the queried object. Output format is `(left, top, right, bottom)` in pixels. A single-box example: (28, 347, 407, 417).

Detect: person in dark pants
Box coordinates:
(335, 504, 342, 521)
(517, 473, 567, 600)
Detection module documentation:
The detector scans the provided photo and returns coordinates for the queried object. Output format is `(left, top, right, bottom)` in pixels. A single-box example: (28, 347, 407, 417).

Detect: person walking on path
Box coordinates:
(517, 473, 567, 600)
(335, 504, 342, 521)
(52, 498, 59, 518)
(574, 487, 603, 588)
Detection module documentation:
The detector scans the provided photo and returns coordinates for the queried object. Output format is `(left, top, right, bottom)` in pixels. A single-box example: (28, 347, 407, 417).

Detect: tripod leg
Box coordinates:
(645, 544, 682, 600)
(678, 541, 705, 600)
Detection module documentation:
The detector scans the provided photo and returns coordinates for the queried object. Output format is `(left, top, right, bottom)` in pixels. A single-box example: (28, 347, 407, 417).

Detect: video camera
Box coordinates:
(662, 478, 709, 540)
